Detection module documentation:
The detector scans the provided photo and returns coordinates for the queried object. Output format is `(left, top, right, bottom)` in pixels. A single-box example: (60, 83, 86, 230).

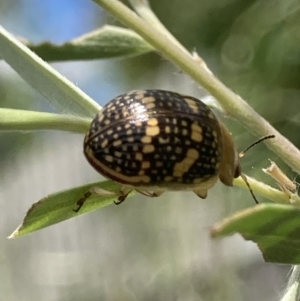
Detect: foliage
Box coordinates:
(1, 1, 300, 300)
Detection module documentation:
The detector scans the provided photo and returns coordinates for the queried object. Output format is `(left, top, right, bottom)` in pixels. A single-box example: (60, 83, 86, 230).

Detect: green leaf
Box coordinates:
(0, 108, 91, 133)
(211, 204, 300, 264)
(0, 25, 100, 117)
(9, 181, 135, 238)
(23, 25, 154, 62)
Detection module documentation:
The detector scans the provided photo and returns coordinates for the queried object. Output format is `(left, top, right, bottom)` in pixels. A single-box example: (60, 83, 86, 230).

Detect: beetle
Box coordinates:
(75, 89, 272, 212)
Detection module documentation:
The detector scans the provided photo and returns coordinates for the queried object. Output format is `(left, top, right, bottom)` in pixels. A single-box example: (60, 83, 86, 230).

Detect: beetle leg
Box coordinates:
(193, 189, 208, 199)
(74, 186, 119, 212)
(114, 186, 132, 205)
(135, 189, 164, 198)
(115, 188, 164, 205)
(74, 186, 165, 212)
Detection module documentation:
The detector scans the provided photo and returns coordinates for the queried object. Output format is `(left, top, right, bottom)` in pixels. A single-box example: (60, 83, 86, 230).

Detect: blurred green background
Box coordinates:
(1, 0, 298, 300)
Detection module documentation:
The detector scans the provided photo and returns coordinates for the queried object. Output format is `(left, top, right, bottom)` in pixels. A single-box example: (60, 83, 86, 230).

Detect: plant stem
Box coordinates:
(0, 109, 91, 133)
(234, 176, 300, 206)
(93, 0, 300, 175)
(128, 0, 191, 56)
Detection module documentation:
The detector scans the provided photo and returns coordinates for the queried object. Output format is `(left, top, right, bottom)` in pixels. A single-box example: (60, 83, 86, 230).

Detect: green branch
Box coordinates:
(93, 0, 300, 175)
(0, 109, 91, 133)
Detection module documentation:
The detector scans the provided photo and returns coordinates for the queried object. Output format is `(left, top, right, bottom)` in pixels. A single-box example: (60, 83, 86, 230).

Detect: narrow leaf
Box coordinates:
(0, 25, 100, 117)
(0, 108, 91, 133)
(24, 25, 154, 62)
(9, 181, 134, 238)
(281, 266, 300, 301)
(211, 204, 300, 264)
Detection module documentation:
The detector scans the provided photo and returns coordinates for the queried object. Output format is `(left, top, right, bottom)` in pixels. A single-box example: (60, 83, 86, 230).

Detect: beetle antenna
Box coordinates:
(239, 135, 275, 158)
(240, 173, 258, 204)
(238, 135, 275, 204)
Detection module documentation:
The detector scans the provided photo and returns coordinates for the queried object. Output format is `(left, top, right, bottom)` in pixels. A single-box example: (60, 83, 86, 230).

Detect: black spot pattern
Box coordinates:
(84, 90, 222, 186)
